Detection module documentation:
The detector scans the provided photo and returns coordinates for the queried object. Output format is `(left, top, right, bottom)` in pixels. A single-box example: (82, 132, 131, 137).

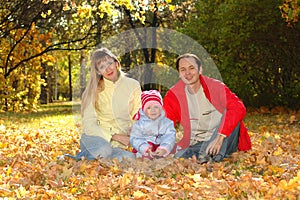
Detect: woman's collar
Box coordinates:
(103, 72, 123, 86)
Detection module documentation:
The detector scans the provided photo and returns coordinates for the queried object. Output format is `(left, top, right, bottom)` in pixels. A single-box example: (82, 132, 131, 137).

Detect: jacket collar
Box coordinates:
(139, 108, 166, 122)
(103, 73, 123, 88)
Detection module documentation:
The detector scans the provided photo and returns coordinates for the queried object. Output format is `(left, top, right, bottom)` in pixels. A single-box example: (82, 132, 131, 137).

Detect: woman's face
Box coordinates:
(97, 57, 119, 82)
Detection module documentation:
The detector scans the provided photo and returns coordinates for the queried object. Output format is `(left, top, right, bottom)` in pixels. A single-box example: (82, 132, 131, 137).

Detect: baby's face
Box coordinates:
(144, 104, 161, 120)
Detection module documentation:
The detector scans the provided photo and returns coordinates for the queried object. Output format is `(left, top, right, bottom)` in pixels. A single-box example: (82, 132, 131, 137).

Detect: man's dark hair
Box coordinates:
(175, 53, 202, 71)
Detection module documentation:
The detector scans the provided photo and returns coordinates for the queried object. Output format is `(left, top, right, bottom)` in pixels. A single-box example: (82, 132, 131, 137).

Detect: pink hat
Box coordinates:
(141, 90, 163, 112)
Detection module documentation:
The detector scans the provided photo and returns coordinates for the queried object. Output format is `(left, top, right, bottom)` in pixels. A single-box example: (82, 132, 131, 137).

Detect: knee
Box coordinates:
(80, 134, 113, 159)
(97, 142, 113, 159)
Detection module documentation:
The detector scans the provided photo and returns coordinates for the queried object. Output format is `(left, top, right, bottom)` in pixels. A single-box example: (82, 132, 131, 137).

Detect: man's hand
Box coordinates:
(206, 134, 225, 156)
(111, 134, 130, 146)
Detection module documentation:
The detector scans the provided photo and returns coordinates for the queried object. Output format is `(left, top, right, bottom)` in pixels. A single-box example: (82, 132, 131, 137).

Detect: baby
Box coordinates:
(130, 90, 176, 159)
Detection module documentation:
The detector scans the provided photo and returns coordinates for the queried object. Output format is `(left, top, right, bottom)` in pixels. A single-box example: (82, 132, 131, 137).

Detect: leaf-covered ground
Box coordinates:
(0, 103, 299, 199)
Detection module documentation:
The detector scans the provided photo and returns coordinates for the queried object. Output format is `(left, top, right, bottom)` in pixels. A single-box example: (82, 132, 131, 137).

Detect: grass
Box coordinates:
(0, 101, 81, 128)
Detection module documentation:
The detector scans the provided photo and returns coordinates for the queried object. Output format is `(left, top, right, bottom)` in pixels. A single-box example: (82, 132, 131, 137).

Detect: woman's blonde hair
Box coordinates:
(81, 47, 120, 116)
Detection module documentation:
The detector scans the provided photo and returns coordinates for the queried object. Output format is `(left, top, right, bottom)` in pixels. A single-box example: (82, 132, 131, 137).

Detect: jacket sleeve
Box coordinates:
(201, 76, 247, 137)
(82, 102, 112, 142)
(218, 85, 246, 136)
(158, 119, 176, 155)
(163, 91, 180, 127)
(130, 123, 149, 155)
(129, 85, 142, 119)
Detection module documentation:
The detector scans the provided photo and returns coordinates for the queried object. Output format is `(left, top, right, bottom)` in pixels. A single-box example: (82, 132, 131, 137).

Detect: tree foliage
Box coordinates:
(1, 0, 299, 111)
(178, 0, 300, 109)
(280, 0, 300, 25)
(0, 0, 96, 111)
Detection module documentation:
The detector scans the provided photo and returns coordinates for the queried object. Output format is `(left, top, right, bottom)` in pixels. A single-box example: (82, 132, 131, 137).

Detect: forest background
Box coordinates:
(0, 0, 299, 112)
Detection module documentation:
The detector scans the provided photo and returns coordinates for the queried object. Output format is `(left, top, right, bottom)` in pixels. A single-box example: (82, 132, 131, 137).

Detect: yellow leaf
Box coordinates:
(6, 166, 12, 176)
(189, 173, 202, 182)
(278, 180, 289, 190)
(71, 187, 77, 194)
(273, 146, 283, 156)
(274, 134, 281, 139)
(169, 5, 175, 12)
(157, 184, 171, 190)
(289, 115, 296, 124)
(0, 124, 5, 132)
(156, 184, 172, 195)
(0, 187, 12, 196)
(63, 4, 70, 11)
(133, 190, 146, 198)
(15, 185, 27, 198)
(41, 12, 47, 18)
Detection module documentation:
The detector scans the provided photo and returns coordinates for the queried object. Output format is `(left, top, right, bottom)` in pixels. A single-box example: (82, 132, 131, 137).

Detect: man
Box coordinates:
(163, 53, 251, 163)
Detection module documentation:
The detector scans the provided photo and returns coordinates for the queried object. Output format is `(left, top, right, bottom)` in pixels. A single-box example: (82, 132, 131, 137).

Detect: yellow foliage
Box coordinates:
(1, 24, 54, 111)
(280, 0, 299, 24)
(99, 1, 114, 18)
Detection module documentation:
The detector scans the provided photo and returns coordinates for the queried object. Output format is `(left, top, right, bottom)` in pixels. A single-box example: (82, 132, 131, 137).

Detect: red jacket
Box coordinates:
(163, 75, 251, 153)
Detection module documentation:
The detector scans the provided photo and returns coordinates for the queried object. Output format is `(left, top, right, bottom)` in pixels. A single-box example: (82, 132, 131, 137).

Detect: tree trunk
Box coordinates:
(68, 54, 72, 101)
(55, 61, 58, 100)
(40, 61, 48, 104)
(80, 50, 86, 99)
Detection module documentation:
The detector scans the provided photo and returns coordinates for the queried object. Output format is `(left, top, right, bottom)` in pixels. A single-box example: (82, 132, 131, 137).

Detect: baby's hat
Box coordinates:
(141, 90, 163, 112)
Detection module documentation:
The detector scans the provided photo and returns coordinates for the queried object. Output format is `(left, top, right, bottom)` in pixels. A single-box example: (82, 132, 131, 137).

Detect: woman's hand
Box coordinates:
(111, 134, 130, 146)
(206, 134, 225, 156)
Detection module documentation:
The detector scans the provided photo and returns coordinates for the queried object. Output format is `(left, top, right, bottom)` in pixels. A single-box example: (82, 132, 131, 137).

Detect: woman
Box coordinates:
(67, 47, 142, 161)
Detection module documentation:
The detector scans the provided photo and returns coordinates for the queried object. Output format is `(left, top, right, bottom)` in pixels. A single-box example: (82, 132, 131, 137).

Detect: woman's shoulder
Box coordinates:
(121, 74, 140, 86)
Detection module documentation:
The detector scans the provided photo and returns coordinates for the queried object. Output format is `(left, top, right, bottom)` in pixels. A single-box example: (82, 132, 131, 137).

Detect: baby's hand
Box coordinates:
(144, 145, 153, 157)
(151, 148, 167, 158)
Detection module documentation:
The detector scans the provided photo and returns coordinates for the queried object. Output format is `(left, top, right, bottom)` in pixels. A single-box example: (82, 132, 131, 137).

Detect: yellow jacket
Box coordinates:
(82, 74, 142, 148)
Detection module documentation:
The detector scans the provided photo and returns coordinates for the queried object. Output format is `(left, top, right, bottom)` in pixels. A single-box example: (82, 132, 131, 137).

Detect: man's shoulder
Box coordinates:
(166, 80, 184, 94)
(165, 80, 187, 100)
(201, 75, 223, 84)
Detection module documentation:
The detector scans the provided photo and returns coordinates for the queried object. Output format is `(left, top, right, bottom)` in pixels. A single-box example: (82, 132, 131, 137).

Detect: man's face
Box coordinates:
(178, 57, 201, 86)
